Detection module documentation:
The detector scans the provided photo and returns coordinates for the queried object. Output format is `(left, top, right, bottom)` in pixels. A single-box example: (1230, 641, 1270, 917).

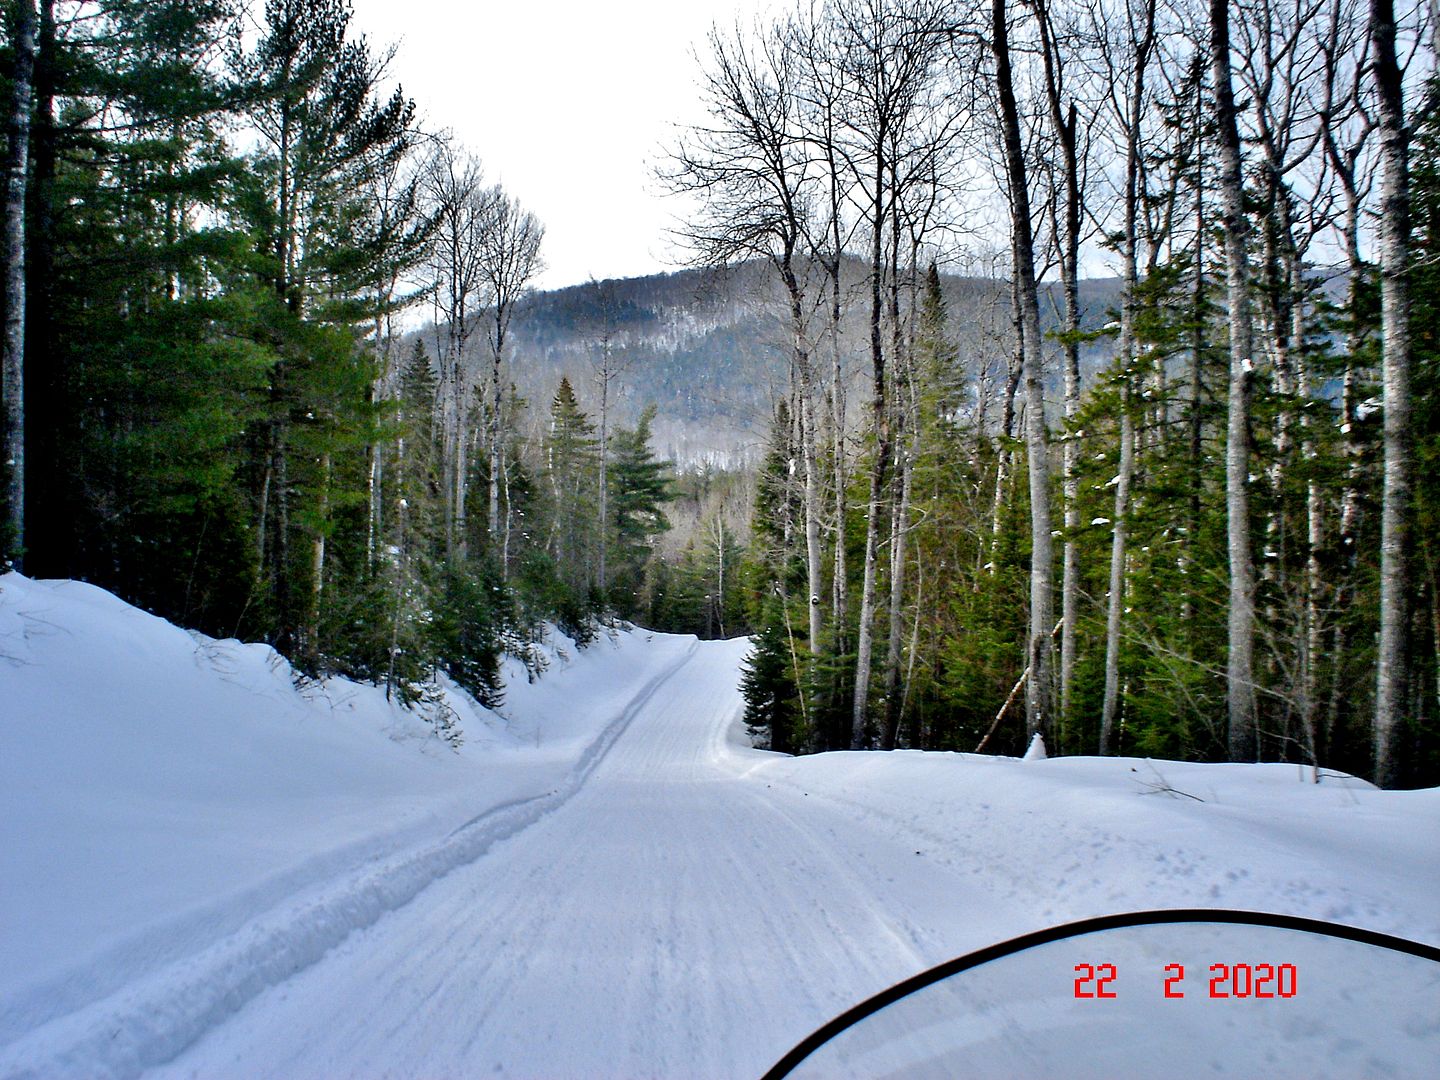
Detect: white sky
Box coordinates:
(348, 0, 778, 292)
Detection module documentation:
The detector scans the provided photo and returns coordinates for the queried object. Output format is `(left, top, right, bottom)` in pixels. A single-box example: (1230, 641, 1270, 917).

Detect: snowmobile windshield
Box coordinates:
(763, 910, 1440, 1080)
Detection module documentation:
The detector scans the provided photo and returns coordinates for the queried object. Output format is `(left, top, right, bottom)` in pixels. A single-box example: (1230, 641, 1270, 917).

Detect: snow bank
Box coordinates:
(0, 574, 695, 1073)
(725, 738, 1440, 952)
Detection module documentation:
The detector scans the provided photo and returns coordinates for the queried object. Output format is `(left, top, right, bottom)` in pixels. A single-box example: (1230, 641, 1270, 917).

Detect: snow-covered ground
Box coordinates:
(1, 574, 1435, 1078)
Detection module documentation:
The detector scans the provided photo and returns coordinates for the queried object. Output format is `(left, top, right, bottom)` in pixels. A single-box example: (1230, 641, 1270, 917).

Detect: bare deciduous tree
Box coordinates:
(664, 18, 827, 658)
(582, 277, 634, 597)
(421, 142, 489, 559)
(992, 0, 1057, 741)
(477, 189, 543, 562)
(1030, 0, 1093, 735)
(1099, 0, 1156, 756)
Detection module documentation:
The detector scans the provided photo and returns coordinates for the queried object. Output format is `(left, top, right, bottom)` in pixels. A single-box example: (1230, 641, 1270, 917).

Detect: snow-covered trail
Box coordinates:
(7, 587, 1434, 1080)
(147, 638, 998, 1079)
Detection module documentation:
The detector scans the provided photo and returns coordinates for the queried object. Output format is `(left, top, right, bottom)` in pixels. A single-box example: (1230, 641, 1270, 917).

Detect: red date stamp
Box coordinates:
(1074, 962, 1297, 999)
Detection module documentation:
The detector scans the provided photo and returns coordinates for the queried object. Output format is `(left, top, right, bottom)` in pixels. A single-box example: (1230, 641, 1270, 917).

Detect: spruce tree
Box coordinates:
(542, 377, 600, 616)
(606, 405, 674, 616)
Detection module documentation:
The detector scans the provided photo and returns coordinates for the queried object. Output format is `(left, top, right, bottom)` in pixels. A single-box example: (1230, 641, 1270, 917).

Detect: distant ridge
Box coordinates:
(427, 260, 1124, 469)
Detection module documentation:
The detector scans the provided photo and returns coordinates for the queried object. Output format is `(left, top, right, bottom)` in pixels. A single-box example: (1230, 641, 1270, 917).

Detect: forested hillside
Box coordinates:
(498, 263, 1123, 468)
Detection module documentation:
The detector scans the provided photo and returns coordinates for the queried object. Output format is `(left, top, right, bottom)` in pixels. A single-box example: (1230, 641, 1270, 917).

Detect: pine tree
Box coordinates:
(235, 0, 417, 664)
(19, 0, 270, 632)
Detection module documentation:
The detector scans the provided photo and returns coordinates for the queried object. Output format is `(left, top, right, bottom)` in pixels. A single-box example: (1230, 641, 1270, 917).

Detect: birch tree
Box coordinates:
(828, 0, 953, 747)
(1099, 0, 1156, 755)
(477, 189, 543, 561)
(1369, 0, 1413, 787)
(1029, 0, 1091, 733)
(421, 143, 488, 559)
(2, 0, 37, 570)
(1210, 0, 1260, 761)
(992, 0, 1057, 741)
(792, 8, 856, 666)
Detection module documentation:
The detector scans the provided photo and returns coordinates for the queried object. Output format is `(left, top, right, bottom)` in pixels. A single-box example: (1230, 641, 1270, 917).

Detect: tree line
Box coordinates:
(665, 0, 1437, 786)
(0, 0, 675, 724)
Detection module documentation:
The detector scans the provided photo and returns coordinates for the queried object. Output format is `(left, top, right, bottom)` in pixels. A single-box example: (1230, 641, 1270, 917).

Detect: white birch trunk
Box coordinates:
(1101, 1, 1153, 752)
(1211, 0, 1259, 761)
(597, 369, 608, 595)
(850, 148, 891, 748)
(1370, 0, 1412, 787)
(994, 0, 1055, 740)
(2, 1, 36, 570)
(882, 436, 915, 749)
(1100, 381, 1134, 755)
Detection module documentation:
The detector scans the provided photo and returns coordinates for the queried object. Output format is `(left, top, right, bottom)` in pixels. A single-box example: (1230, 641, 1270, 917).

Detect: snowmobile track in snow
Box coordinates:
(0, 640, 699, 1080)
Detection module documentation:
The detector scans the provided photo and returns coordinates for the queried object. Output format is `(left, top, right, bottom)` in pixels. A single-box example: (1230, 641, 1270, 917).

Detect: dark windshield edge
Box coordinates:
(760, 908, 1440, 1080)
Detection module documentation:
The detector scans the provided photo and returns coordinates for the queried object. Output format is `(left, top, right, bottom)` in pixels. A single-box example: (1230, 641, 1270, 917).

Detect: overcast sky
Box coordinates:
(347, 0, 777, 292)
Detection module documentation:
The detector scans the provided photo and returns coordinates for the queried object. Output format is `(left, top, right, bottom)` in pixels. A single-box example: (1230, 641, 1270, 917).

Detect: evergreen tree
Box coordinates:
(605, 404, 674, 616)
(233, 0, 417, 664)
(739, 595, 803, 753)
(538, 376, 600, 630)
(371, 339, 442, 699)
(19, 0, 268, 632)
(1400, 77, 1440, 783)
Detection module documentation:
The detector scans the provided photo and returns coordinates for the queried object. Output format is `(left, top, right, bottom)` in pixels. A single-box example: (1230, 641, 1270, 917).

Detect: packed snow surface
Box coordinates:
(1, 573, 1435, 1078)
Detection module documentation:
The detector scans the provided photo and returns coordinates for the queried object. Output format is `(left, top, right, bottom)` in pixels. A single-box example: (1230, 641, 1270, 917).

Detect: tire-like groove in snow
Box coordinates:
(0, 639, 700, 1080)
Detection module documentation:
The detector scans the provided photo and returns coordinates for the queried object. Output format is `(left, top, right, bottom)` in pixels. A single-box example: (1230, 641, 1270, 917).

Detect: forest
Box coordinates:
(0, 0, 674, 716)
(661, 0, 1439, 787)
(1, 0, 1436, 787)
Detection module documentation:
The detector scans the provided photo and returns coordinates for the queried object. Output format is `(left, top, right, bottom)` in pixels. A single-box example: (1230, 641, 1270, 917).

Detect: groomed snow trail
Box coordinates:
(145, 638, 999, 1079)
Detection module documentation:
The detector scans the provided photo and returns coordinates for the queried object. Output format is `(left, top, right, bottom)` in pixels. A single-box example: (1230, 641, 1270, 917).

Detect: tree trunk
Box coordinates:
(1211, 0, 1259, 761)
(1185, 105, 1206, 627)
(21, 1, 57, 577)
(486, 346, 503, 552)
(713, 515, 727, 638)
(878, 177, 913, 752)
(990, 278, 1024, 571)
(1033, 0, 1083, 744)
(1100, 379, 1134, 755)
(502, 446, 514, 575)
(782, 264, 825, 655)
(309, 450, 331, 660)
(882, 432, 915, 749)
(1370, 0, 1412, 787)
(829, 259, 849, 657)
(385, 483, 408, 702)
(1293, 272, 1322, 771)
(455, 368, 471, 559)
(366, 414, 385, 575)
(2, 0, 37, 570)
(598, 366, 608, 596)
(850, 140, 892, 749)
(993, 0, 1055, 741)
(366, 309, 393, 569)
(1101, 3, 1153, 753)
(271, 414, 293, 655)
(826, 255, 850, 751)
